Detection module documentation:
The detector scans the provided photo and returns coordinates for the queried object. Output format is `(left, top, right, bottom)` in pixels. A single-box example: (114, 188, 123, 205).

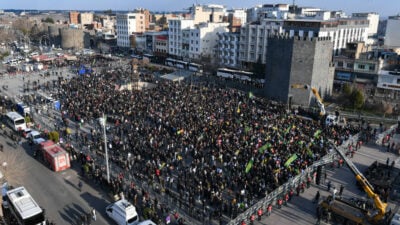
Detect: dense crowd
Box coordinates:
(53, 65, 360, 221)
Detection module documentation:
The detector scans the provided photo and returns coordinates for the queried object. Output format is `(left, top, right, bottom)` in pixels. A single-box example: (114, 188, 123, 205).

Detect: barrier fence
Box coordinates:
(227, 134, 359, 225)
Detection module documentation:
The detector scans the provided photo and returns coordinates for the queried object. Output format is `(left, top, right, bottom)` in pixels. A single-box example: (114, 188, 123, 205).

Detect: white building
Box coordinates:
(188, 22, 229, 59)
(217, 32, 240, 68)
(246, 5, 262, 23)
(116, 13, 145, 48)
(190, 4, 226, 24)
(385, 15, 400, 48)
(168, 18, 195, 57)
(352, 12, 379, 45)
(227, 9, 247, 25)
(238, 15, 369, 67)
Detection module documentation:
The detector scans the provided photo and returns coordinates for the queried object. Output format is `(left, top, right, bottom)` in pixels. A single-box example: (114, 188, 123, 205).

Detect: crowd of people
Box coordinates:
(48, 60, 361, 222)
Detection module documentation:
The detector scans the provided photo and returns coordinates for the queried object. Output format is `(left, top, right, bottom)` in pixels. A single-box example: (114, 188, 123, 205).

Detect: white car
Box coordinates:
(138, 220, 157, 225)
(27, 130, 46, 145)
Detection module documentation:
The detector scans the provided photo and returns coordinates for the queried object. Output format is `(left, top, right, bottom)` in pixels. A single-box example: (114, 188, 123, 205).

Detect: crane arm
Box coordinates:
(334, 145, 387, 221)
(290, 84, 325, 116)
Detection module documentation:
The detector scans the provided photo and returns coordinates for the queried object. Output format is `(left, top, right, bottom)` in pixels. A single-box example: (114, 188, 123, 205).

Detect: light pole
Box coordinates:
(101, 114, 110, 184)
(2, 161, 7, 179)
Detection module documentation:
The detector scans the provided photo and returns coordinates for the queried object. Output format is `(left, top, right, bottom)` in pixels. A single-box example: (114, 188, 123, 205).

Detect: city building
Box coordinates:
(217, 32, 240, 68)
(100, 15, 116, 32)
(154, 34, 169, 57)
(116, 13, 146, 48)
(246, 5, 262, 23)
(352, 12, 379, 45)
(69, 11, 79, 24)
(187, 22, 229, 59)
(227, 9, 247, 25)
(168, 18, 195, 57)
(136, 8, 152, 30)
(238, 15, 369, 68)
(80, 13, 94, 26)
(144, 31, 168, 53)
(190, 4, 225, 24)
(385, 15, 400, 48)
(263, 36, 335, 106)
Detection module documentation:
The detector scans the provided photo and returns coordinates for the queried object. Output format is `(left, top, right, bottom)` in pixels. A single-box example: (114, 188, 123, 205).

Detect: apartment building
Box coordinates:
(385, 15, 400, 48)
(168, 18, 195, 57)
(190, 4, 225, 24)
(217, 32, 240, 68)
(69, 11, 79, 24)
(238, 15, 369, 68)
(116, 13, 145, 48)
(80, 13, 93, 26)
(188, 22, 229, 59)
(352, 12, 379, 45)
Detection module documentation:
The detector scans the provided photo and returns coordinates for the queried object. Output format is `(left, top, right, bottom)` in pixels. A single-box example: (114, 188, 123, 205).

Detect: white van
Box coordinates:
(106, 199, 139, 225)
(138, 220, 156, 225)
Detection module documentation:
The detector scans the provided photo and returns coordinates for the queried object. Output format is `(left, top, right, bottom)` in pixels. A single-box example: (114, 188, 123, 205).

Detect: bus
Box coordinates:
(175, 60, 188, 69)
(2, 186, 46, 225)
(5, 111, 27, 132)
(188, 62, 203, 73)
(217, 68, 253, 81)
(165, 58, 176, 67)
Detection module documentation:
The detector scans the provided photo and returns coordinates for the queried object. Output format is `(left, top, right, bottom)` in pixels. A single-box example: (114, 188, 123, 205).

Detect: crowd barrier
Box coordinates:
(227, 134, 359, 225)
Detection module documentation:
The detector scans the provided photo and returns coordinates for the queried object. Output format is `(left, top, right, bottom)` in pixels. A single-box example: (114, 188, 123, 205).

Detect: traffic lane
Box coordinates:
(1, 135, 112, 225)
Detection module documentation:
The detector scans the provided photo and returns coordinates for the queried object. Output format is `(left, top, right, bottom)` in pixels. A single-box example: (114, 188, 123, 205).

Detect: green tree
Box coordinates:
(343, 83, 352, 96)
(43, 17, 54, 24)
(351, 89, 364, 109)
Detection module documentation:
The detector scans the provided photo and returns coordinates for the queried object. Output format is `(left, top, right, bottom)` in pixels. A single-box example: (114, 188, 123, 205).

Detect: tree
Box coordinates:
(42, 17, 54, 24)
(343, 83, 352, 96)
(351, 89, 364, 109)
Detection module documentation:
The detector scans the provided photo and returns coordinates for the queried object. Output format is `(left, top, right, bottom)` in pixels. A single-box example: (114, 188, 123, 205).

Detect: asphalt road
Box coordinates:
(0, 129, 115, 225)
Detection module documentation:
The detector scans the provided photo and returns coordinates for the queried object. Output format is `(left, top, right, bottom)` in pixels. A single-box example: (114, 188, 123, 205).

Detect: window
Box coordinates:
(358, 64, 365, 69)
(347, 63, 353, 68)
(337, 61, 343, 67)
(369, 65, 375, 71)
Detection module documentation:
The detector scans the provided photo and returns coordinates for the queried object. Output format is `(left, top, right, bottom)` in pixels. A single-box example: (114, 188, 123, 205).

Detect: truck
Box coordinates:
(38, 140, 70, 172)
(318, 144, 398, 225)
(291, 84, 345, 126)
(16, 102, 30, 117)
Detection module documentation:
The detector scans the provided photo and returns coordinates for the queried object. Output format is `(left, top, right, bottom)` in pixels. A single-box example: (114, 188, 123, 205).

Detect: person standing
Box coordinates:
(339, 184, 344, 197)
(91, 208, 96, 221)
(313, 191, 320, 203)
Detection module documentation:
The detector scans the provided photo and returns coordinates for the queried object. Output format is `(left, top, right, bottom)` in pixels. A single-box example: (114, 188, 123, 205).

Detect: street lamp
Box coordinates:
(2, 161, 7, 179)
(100, 114, 110, 184)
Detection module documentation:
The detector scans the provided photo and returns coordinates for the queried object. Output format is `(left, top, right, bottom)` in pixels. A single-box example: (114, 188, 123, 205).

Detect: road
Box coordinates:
(0, 130, 114, 225)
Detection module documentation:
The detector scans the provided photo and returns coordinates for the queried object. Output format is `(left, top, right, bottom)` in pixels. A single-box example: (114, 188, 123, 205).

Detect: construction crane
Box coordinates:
(318, 144, 395, 225)
(291, 84, 326, 116)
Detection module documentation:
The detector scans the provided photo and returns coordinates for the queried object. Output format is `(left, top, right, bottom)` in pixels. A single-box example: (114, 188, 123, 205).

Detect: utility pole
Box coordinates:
(102, 114, 110, 184)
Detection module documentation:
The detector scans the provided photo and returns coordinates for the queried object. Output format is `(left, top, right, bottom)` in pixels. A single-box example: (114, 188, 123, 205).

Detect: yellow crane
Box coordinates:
(291, 84, 326, 116)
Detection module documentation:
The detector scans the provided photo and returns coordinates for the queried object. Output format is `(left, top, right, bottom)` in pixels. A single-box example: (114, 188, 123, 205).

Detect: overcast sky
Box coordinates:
(3, 0, 399, 17)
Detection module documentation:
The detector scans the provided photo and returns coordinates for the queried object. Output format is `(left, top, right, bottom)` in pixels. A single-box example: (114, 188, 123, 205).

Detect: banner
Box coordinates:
(245, 159, 254, 173)
(284, 154, 298, 167)
(258, 143, 271, 154)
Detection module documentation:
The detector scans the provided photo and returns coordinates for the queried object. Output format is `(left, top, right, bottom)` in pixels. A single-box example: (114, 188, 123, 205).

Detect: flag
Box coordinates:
(284, 154, 298, 167)
(307, 148, 313, 157)
(249, 92, 254, 99)
(258, 143, 271, 154)
(313, 130, 322, 138)
(245, 126, 251, 133)
(245, 159, 254, 173)
(159, 162, 166, 170)
(284, 125, 291, 135)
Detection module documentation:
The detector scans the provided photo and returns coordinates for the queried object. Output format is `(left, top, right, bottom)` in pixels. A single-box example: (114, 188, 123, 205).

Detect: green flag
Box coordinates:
(284, 125, 291, 135)
(245, 159, 254, 173)
(313, 130, 322, 138)
(284, 154, 298, 167)
(307, 148, 313, 157)
(245, 126, 251, 133)
(258, 143, 271, 154)
(249, 92, 254, 99)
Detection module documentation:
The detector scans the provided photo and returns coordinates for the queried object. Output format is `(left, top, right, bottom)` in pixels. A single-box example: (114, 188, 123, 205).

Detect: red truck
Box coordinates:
(39, 140, 71, 172)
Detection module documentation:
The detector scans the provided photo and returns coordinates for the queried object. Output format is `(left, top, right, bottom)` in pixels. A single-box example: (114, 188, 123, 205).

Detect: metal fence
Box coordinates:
(227, 134, 359, 225)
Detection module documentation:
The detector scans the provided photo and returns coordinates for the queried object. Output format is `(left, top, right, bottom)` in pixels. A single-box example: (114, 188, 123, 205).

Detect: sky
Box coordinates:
(2, 0, 400, 17)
